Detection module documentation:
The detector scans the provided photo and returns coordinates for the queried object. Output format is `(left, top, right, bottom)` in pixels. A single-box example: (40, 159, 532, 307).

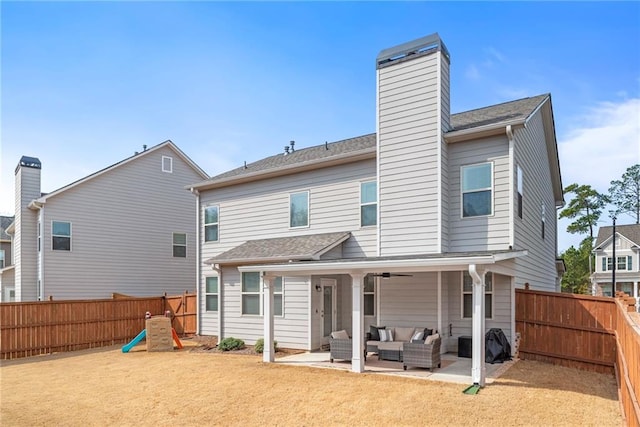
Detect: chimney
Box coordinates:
(376, 33, 451, 256)
(14, 156, 42, 301)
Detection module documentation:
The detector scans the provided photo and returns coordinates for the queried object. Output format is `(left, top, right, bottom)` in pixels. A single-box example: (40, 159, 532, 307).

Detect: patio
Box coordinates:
(277, 351, 515, 384)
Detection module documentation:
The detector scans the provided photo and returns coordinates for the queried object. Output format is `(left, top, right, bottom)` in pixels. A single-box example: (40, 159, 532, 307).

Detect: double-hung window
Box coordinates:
(273, 277, 283, 317)
(462, 271, 493, 319)
(364, 274, 375, 316)
(241, 273, 284, 316)
(517, 165, 523, 219)
(162, 156, 173, 173)
(173, 233, 186, 257)
(0, 250, 4, 269)
(360, 181, 377, 227)
(603, 256, 633, 271)
(461, 162, 493, 217)
(290, 191, 309, 228)
(204, 206, 219, 242)
(205, 277, 218, 311)
(52, 221, 71, 251)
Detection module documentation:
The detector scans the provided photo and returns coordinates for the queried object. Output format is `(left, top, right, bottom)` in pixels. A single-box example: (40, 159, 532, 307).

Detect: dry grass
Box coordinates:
(0, 341, 622, 426)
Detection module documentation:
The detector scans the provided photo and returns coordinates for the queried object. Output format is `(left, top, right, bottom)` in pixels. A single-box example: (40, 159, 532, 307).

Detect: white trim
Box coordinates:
(203, 275, 219, 312)
(460, 161, 494, 219)
(203, 205, 219, 243)
(375, 69, 381, 257)
(162, 155, 173, 173)
(359, 180, 377, 228)
(289, 190, 310, 229)
(507, 125, 515, 248)
(51, 220, 72, 251)
(436, 52, 443, 253)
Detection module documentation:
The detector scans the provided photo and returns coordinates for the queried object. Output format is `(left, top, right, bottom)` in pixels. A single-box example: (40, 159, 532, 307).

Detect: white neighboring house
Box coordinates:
(0, 216, 15, 301)
(189, 33, 565, 386)
(591, 224, 640, 310)
(0, 141, 208, 302)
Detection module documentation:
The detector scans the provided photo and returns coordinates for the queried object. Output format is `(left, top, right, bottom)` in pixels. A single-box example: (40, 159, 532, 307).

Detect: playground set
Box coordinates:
(122, 311, 183, 353)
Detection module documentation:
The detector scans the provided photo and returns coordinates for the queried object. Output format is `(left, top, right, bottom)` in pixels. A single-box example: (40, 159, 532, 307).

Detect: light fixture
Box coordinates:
(315, 285, 322, 292)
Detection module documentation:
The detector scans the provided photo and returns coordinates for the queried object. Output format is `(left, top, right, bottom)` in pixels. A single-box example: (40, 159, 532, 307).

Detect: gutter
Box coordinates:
(191, 188, 201, 336)
(444, 119, 526, 143)
(27, 200, 45, 300)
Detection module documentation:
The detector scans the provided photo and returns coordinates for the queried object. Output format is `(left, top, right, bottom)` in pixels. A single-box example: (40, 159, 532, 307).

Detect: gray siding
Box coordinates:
(40, 146, 200, 299)
(199, 158, 377, 264)
(14, 166, 40, 301)
(513, 111, 558, 291)
(447, 135, 511, 251)
(378, 272, 439, 329)
(378, 52, 443, 256)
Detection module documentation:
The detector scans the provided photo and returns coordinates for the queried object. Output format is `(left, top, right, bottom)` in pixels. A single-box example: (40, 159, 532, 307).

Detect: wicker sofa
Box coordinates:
(366, 326, 439, 364)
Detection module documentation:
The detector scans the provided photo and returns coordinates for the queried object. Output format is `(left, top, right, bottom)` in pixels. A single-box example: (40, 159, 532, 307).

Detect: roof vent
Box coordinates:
(284, 146, 290, 155)
(289, 140, 295, 152)
(143, 144, 147, 151)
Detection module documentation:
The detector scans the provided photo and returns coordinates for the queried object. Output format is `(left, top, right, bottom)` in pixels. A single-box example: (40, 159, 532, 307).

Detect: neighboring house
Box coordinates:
(591, 224, 640, 310)
(0, 141, 208, 302)
(0, 216, 15, 301)
(189, 33, 564, 386)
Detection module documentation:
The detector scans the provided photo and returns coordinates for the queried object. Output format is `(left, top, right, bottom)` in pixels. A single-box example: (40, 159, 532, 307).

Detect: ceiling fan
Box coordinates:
(371, 272, 413, 278)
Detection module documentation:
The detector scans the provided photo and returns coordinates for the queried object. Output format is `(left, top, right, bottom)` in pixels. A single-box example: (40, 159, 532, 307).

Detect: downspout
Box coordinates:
(211, 263, 223, 341)
(506, 125, 515, 249)
(29, 200, 44, 300)
(191, 188, 201, 335)
(468, 264, 487, 387)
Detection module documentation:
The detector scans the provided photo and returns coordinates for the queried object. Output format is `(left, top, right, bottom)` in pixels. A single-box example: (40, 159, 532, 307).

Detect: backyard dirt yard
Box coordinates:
(1, 340, 622, 426)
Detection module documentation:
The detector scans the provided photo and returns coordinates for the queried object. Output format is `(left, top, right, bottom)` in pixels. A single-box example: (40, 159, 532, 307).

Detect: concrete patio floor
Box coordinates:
(277, 351, 515, 384)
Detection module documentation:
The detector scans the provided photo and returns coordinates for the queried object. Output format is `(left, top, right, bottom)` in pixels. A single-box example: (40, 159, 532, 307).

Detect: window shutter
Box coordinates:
(602, 257, 606, 271)
(628, 256, 633, 271)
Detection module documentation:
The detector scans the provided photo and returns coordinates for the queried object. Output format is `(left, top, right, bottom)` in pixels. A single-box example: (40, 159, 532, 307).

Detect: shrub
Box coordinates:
(217, 337, 245, 351)
(254, 338, 278, 354)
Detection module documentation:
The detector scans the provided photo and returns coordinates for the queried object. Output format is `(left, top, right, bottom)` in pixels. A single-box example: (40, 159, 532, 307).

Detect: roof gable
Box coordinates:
(595, 224, 640, 248)
(36, 141, 208, 203)
(0, 216, 14, 240)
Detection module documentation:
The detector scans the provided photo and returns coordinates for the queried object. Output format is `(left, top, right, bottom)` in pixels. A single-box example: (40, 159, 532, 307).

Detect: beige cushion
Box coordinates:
(331, 330, 349, 340)
(377, 341, 403, 351)
(425, 332, 440, 345)
(394, 327, 416, 342)
(379, 329, 394, 342)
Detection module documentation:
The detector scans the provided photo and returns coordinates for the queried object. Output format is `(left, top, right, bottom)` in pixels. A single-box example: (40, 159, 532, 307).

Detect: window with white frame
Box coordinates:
(204, 206, 219, 242)
(360, 181, 377, 227)
(205, 276, 218, 311)
(517, 165, 523, 219)
(37, 222, 41, 252)
(0, 249, 4, 269)
(242, 272, 261, 315)
(289, 191, 309, 228)
(541, 203, 546, 239)
(461, 162, 493, 217)
(462, 271, 493, 319)
(273, 277, 283, 317)
(173, 233, 186, 257)
(602, 256, 632, 271)
(364, 274, 375, 316)
(162, 156, 173, 173)
(52, 221, 71, 251)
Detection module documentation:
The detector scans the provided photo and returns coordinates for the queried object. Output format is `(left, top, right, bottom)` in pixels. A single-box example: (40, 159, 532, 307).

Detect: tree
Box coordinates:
(560, 237, 593, 294)
(608, 164, 640, 224)
(559, 183, 608, 240)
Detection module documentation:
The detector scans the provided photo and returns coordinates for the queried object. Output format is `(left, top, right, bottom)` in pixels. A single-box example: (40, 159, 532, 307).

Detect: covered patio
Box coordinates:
(239, 249, 527, 388)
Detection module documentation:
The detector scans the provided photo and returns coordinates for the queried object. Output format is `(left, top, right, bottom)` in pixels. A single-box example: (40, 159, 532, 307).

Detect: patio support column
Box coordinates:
(262, 274, 275, 363)
(350, 272, 365, 373)
(469, 264, 486, 387)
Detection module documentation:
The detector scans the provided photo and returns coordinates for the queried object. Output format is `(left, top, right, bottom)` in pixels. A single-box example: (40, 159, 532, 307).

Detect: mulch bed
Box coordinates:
(185, 335, 304, 357)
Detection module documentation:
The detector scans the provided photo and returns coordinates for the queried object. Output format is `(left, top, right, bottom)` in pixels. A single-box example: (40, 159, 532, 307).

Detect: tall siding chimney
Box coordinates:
(376, 33, 451, 256)
(14, 156, 41, 301)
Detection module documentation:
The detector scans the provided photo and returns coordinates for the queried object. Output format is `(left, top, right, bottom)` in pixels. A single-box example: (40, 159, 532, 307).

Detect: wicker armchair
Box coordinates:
(402, 336, 442, 371)
(329, 337, 353, 363)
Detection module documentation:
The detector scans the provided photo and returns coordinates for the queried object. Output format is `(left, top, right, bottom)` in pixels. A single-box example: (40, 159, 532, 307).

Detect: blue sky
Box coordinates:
(1, 1, 639, 252)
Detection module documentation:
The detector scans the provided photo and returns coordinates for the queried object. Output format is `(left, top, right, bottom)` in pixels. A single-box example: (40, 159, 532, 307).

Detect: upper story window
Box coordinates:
(162, 156, 173, 173)
(603, 256, 632, 271)
(517, 165, 523, 219)
(360, 181, 377, 227)
(37, 222, 41, 252)
(205, 276, 218, 312)
(290, 191, 309, 228)
(173, 233, 186, 257)
(364, 274, 376, 316)
(462, 271, 493, 319)
(52, 221, 71, 251)
(204, 206, 219, 242)
(0, 249, 5, 269)
(541, 203, 546, 240)
(461, 162, 493, 218)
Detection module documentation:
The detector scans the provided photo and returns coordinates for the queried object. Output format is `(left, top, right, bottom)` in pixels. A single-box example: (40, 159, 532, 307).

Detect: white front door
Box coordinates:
(320, 279, 337, 347)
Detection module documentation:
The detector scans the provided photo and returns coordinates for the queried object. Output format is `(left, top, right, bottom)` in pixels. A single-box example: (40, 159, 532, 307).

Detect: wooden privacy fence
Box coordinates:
(516, 289, 640, 427)
(0, 292, 197, 360)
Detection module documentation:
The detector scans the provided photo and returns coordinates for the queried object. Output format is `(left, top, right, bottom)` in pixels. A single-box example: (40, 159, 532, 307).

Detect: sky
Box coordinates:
(1, 1, 639, 253)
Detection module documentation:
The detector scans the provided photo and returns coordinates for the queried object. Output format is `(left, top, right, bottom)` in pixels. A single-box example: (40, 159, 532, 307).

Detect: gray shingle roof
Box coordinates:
(0, 216, 14, 241)
(205, 231, 351, 265)
(200, 94, 549, 186)
(595, 224, 640, 248)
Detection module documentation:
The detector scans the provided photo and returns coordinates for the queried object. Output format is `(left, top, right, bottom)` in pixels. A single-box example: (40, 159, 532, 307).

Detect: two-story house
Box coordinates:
(591, 224, 640, 310)
(189, 33, 564, 386)
(0, 140, 208, 302)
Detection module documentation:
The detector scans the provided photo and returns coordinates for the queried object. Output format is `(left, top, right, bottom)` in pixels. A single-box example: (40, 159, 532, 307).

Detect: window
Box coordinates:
(603, 256, 632, 271)
(461, 163, 493, 217)
(173, 233, 186, 257)
(289, 191, 309, 228)
(273, 277, 283, 317)
(360, 181, 377, 226)
(162, 156, 173, 173)
(462, 271, 493, 319)
(0, 250, 4, 269)
(364, 274, 375, 316)
(204, 206, 219, 242)
(37, 222, 41, 252)
(242, 272, 261, 315)
(205, 277, 218, 311)
(516, 165, 523, 219)
(52, 221, 71, 251)
(541, 203, 546, 239)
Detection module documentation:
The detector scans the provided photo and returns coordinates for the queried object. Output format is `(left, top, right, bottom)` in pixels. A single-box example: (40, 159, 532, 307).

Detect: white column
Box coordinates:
(262, 275, 275, 363)
(350, 272, 365, 373)
(469, 264, 486, 387)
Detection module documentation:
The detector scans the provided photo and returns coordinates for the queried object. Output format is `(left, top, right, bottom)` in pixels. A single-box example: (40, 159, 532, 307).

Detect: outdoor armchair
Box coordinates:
(402, 335, 441, 371)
